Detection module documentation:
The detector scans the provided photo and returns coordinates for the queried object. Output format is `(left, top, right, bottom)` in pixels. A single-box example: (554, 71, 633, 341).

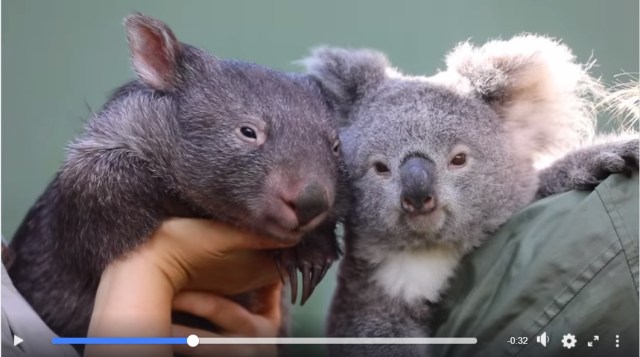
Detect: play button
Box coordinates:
(13, 335, 23, 346)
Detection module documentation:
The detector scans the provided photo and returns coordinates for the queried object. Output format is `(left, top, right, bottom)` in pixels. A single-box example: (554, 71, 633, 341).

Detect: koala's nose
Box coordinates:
(290, 183, 330, 226)
(400, 156, 437, 215)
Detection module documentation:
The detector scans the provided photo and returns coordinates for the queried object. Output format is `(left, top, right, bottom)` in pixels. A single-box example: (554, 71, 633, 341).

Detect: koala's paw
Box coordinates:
(569, 139, 638, 189)
(537, 138, 638, 198)
(273, 231, 340, 305)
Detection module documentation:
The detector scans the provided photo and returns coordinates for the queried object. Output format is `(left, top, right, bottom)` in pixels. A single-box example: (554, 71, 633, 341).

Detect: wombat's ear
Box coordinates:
(301, 47, 393, 125)
(445, 34, 602, 157)
(124, 13, 182, 91)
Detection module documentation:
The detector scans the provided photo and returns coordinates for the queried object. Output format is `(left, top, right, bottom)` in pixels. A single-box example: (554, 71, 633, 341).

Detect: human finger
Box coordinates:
(172, 291, 277, 337)
(253, 283, 283, 324)
(159, 218, 297, 252)
(171, 325, 277, 357)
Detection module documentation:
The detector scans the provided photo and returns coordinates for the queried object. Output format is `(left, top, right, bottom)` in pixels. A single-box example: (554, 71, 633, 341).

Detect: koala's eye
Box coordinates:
(240, 126, 257, 140)
(332, 140, 340, 155)
(450, 153, 467, 167)
(374, 162, 391, 175)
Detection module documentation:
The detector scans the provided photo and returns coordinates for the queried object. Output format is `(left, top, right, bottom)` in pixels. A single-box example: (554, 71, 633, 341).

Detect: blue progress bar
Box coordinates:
(52, 337, 188, 345)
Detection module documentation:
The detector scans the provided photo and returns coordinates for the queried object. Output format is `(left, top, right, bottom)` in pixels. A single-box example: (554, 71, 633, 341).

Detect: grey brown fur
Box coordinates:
(7, 13, 347, 344)
(302, 35, 638, 357)
(537, 135, 638, 198)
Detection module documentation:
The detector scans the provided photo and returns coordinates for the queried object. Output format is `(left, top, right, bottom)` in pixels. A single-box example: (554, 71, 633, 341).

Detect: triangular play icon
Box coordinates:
(13, 335, 23, 346)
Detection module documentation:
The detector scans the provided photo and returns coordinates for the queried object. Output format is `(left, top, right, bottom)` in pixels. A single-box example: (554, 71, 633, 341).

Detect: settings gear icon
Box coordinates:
(562, 333, 577, 349)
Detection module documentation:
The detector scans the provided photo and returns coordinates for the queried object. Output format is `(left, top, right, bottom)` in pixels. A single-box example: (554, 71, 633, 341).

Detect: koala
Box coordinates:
(7, 13, 347, 344)
(302, 35, 638, 357)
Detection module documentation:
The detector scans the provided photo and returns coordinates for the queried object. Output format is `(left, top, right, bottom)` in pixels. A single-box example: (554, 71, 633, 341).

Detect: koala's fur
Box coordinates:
(302, 35, 638, 357)
(7, 13, 347, 343)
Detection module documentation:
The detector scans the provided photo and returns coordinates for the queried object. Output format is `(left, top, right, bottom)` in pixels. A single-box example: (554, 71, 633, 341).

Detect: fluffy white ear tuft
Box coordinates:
(300, 47, 395, 125)
(124, 13, 182, 91)
(445, 34, 603, 160)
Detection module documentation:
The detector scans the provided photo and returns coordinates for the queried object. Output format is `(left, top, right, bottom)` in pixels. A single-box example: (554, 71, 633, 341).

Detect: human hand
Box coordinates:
(138, 218, 297, 295)
(171, 283, 282, 357)
(85, 218, 295, 357)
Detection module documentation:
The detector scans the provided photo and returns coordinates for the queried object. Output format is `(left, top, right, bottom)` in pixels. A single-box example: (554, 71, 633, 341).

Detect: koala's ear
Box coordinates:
(301, 47, 392, 125)
(124, 13, 182, 91)
(445, 35, 602, 156)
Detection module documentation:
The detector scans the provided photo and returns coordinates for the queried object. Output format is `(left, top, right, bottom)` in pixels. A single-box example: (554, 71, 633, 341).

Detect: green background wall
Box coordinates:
(2, 0, 638, 348)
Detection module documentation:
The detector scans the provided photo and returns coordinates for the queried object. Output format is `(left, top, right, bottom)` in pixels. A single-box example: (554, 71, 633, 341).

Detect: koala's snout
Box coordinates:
(289, 183, 331, 226)
(400, 156, 437, 215)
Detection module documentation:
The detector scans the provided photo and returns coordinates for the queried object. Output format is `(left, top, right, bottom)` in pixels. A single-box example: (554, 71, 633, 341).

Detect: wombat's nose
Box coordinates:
(291, 183, 330, 226)
(400, 156, 437, 215)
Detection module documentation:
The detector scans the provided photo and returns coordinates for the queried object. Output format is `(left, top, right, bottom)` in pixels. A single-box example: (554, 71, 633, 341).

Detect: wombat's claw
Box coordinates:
(287, 264, 298, 304)
(318, 259, 331, 284)
(272, 234, 339, 305)
(300, 263, 325, 306)
(310, 265, 324, 293)
(301, 263, 328, 306)
(272, 250, 299, 302)
(272, 249, 303, 304)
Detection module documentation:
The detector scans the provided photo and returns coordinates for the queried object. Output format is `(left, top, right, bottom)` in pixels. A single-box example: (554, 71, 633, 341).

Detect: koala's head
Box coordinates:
(303, 36, 599, 252)
(113, 14, 342, 242)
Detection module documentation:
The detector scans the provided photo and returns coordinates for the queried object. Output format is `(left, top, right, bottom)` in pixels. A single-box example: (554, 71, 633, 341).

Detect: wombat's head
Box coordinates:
(122, 14, 342, 242)
(303, 36, 600, 252)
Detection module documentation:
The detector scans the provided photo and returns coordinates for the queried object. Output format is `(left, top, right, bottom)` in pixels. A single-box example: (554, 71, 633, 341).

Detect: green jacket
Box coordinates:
(433, 173, 639, 357)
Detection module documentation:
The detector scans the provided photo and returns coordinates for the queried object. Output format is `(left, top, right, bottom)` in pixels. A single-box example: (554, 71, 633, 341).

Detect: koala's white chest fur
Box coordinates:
(371, 247, 461, 304)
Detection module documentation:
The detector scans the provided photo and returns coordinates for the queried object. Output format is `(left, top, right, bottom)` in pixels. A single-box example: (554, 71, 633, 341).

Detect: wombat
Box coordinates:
(302, 36, 638, 357)
(7, 13, 346, 345)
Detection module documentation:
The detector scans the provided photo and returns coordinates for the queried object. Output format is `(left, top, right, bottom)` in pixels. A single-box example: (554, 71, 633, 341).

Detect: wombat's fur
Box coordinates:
(7, 13, 346, 344)
(303, 36, 638, 357)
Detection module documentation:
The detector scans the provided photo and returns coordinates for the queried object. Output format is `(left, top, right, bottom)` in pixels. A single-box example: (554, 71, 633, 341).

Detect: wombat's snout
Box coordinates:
(400, 156, 437, 215)
(265, 173, 333, 240)
(286, 183, 330, 227)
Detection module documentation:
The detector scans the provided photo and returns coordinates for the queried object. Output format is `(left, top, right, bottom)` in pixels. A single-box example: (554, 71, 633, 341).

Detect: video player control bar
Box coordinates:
(52, 336, 478, 346)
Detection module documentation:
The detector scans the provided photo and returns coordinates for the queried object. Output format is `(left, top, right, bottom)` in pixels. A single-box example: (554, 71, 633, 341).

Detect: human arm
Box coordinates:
(433, 174, 639, 357)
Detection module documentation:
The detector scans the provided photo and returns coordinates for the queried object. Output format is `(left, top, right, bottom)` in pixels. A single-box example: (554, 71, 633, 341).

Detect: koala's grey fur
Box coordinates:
(7, 13, 347, 345)
(537, 134, 639, 198)
(302, 35, 638, 357)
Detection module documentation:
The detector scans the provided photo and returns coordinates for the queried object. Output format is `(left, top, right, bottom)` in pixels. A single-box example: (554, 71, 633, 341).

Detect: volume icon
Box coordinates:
(536, 332, 549, 347)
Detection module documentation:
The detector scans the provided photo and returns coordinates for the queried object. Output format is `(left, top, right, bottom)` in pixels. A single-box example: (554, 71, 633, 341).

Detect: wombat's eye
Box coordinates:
(374, 162, 391, 175)
(240, 126, 257, 140)
(450, 153, 467, 167)
(235, 123, 266, 145)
